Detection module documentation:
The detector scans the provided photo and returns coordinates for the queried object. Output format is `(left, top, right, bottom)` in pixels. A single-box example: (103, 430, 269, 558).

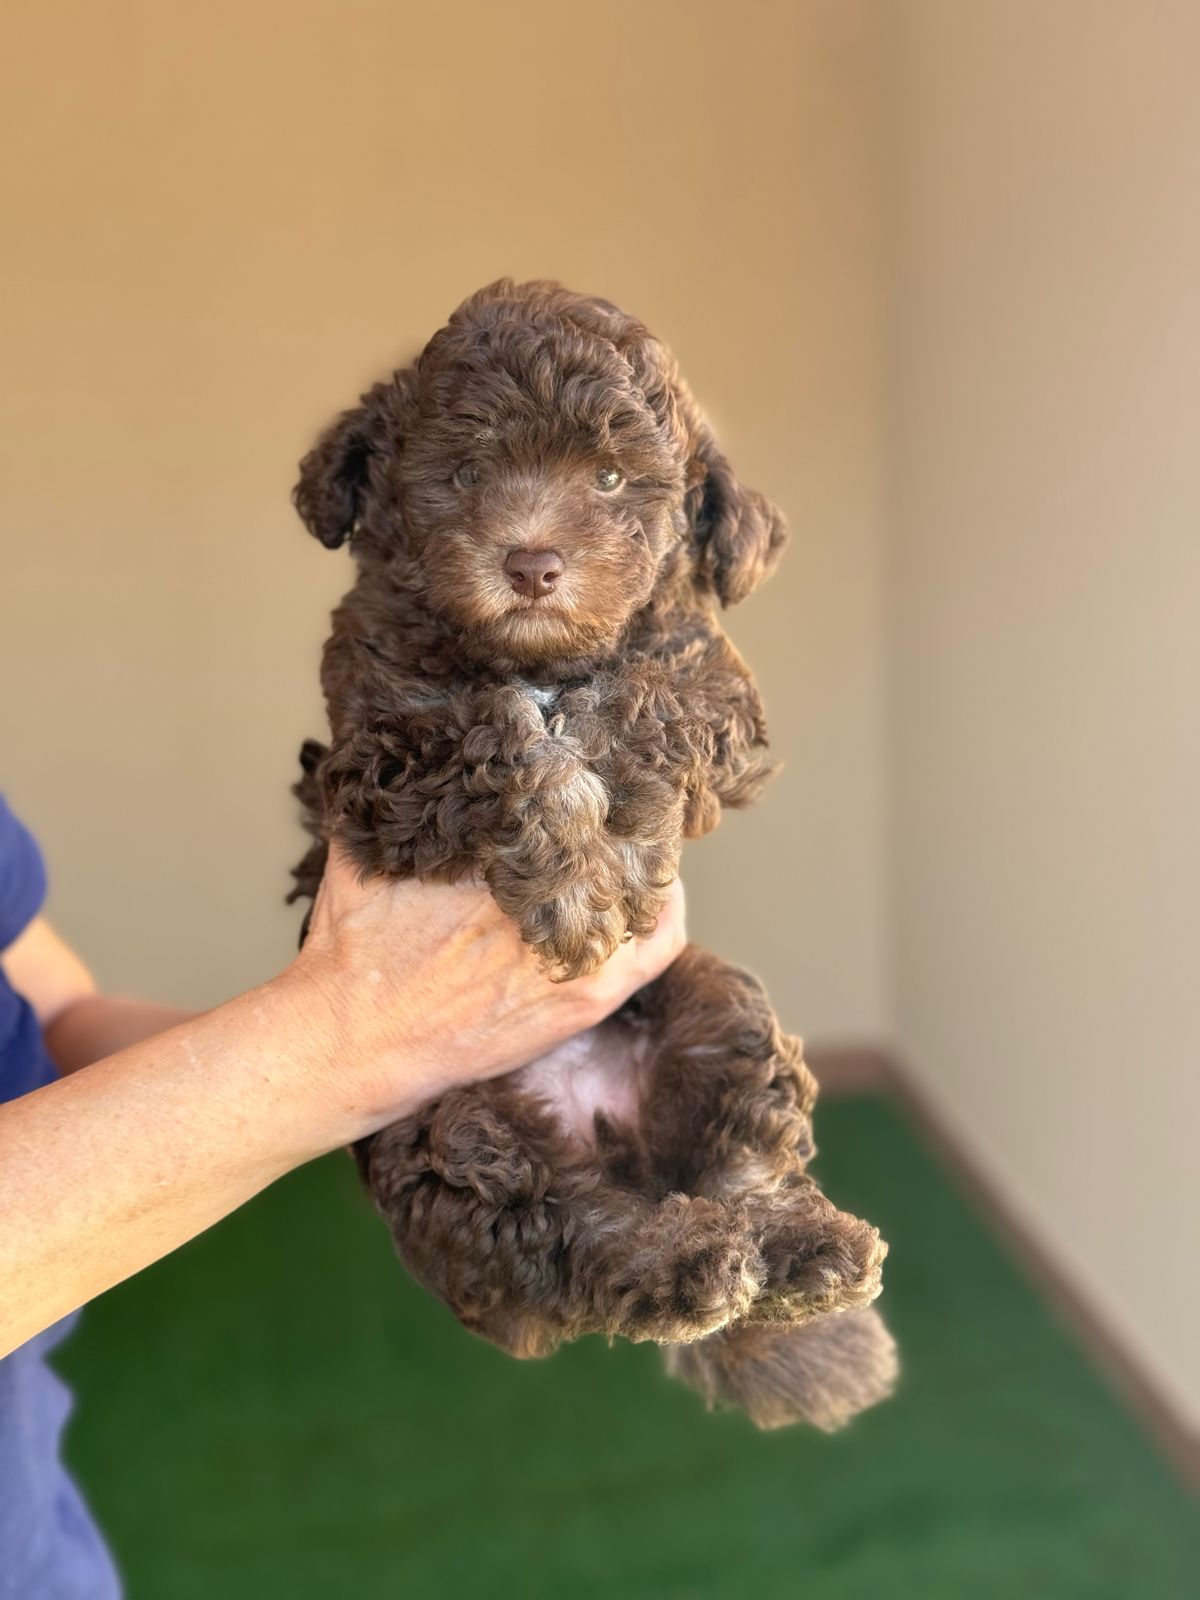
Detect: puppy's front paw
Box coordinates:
(526, 885, 630, 980)
(533, 878, 673, 980)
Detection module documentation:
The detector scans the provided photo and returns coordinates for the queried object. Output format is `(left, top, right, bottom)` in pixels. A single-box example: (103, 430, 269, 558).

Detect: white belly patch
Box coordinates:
(514, 1020, 647, 1143)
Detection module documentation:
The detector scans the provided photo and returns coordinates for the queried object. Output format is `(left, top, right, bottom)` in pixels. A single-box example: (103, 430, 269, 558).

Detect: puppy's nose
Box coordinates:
(505, 547, 564, 595)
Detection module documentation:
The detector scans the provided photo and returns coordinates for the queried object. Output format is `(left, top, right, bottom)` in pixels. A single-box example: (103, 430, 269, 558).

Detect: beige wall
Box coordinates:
(885, 1, 1200, 1425)
(0, 1, 888, 1039)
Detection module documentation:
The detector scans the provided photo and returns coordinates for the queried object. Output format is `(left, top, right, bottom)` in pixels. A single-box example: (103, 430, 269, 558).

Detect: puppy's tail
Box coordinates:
(662, 1307, 898, 1432)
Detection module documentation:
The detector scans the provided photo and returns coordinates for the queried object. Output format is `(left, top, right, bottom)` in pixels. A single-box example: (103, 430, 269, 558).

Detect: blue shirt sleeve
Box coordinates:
(0, 795, 48, 949)
(0, 792, 121, 1594)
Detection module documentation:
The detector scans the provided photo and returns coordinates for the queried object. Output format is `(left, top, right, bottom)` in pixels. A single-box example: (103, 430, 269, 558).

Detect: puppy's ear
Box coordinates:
(685, 422, 789, 606)
(293, 378, 407, 550)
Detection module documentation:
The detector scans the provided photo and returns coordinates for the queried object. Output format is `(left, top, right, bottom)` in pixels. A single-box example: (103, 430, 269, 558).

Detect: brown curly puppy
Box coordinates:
(289, 279, 896, 1429)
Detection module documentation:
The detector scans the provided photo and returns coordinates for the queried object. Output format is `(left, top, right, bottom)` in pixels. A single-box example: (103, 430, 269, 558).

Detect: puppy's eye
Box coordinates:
(453, 461, 481, 489)
(595, 466, 624, 492)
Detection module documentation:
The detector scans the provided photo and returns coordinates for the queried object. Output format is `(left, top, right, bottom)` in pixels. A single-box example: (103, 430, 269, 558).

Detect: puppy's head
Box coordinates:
(295, 279, 787, 667)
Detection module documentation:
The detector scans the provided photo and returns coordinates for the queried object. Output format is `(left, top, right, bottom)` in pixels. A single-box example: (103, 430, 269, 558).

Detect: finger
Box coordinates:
(314, 841, 355, 907)
(584, 882, 686, 1009)
(638, 878, 687, 969)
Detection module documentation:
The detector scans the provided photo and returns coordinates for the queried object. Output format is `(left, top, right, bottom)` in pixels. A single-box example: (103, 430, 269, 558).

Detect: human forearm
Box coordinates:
(43, 994, 197, 1075)
(0, 857, 685, 1357)
(0, 971, 347, 1357)
(4, 918, 197, 1073)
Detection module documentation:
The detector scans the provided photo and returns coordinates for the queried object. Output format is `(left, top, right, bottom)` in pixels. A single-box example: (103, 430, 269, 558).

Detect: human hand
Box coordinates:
(286, 847, 686, 1142)
(0, 848, 687, 1351)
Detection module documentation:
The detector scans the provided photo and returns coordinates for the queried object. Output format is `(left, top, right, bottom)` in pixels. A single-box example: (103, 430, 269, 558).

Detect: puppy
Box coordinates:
(290, 280, 896, 1429)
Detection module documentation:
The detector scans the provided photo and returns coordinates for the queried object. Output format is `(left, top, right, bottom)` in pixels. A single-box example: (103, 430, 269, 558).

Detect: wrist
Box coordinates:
(269, 953, 425, 1151)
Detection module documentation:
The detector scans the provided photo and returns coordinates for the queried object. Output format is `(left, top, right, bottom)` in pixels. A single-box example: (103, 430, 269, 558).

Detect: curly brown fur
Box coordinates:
(290, 279, 894, 1428)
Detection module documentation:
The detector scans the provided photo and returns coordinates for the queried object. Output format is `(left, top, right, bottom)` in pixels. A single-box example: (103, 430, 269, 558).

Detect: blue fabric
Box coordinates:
(0, 796, 121, 1598)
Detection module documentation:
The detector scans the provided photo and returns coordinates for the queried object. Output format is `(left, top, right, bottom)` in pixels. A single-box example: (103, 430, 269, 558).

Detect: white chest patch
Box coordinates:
(516, 681, 558, 712)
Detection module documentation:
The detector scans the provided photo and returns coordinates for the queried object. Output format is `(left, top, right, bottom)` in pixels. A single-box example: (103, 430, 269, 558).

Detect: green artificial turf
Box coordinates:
(55, 1097, 1196, 1599)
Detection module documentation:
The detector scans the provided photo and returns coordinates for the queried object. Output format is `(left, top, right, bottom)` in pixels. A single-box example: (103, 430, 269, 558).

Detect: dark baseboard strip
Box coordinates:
(805, 1045, 894, 1098)
(807, 1045, 1200, 1495)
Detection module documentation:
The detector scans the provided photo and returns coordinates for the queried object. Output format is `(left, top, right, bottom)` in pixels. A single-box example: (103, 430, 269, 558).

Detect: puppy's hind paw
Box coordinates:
(751, 1183, 888, 1323)
(600, 1196, 765, 1345)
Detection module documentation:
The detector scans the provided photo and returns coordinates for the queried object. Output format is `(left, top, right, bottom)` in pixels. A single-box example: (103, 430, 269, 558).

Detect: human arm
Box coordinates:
(0, 850, 686, 1357)
(1, 916, 194, 1073)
